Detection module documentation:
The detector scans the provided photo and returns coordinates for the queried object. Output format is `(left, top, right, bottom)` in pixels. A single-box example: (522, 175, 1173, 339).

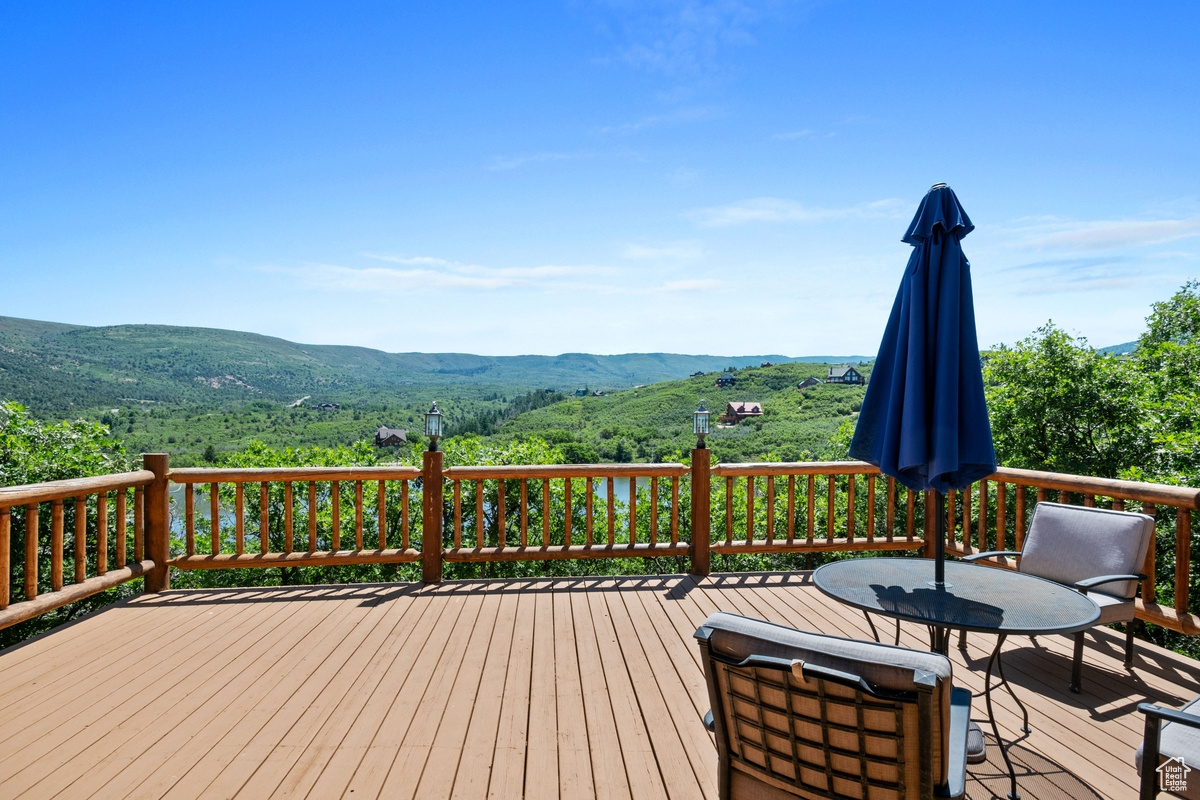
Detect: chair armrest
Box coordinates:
(1075, 574, 1147, 594)
(961, 550, 1021, 563)
(939, 687, 972, 799)
(1139, 702, 1200, 729)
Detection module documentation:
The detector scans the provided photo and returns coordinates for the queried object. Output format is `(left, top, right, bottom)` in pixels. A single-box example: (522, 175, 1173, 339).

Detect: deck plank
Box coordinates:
(0, 572, 1196, 800)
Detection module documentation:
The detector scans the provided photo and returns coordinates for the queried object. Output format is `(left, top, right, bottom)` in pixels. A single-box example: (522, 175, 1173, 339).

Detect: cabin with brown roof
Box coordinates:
(719, 401, 763, 425)
(373, 426, 408, 447)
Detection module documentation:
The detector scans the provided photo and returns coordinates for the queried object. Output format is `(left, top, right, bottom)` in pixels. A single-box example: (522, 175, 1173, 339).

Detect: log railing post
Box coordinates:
(143, 453, 170, 592)
(422, 450, 444, 584)
(923, 490, 936, 558)
(690, 448, 710, 577)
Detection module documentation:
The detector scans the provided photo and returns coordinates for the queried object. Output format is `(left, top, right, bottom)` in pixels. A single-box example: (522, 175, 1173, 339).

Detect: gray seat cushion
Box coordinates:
(1020, 503, 1154, 599)
(1091, 590, 1136, 624)
(1136, 696, 1200, 799)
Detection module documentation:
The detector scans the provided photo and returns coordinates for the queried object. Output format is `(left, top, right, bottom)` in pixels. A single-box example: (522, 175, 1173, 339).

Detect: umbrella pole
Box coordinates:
(934, 490, 946, 586)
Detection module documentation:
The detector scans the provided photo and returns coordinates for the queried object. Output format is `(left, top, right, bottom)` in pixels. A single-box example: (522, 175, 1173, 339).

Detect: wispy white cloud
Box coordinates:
(654, 278, 723, 291)
(1003, 214, 1200, 251)
(266, 257, 617, 293)
(770, 129, 812, 140)
(689, 196, 909, 227)
(486, 151, 593, 171)
(621, 241, 704, 261)
(599, 106, 717, 134)
(584, 1, 797, 78)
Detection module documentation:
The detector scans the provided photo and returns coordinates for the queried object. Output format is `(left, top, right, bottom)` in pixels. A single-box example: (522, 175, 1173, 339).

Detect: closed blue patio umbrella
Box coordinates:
(849, 183, 996, 587)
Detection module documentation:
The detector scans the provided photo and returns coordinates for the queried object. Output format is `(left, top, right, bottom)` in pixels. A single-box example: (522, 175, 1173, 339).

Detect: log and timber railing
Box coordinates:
(2, 452, 1198, 639)
(0, 454, 168, 630)
(167, 465, 422, 570)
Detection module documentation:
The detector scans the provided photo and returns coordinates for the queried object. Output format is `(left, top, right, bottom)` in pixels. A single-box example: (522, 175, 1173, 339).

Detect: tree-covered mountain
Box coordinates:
(0, 315, 867, 417)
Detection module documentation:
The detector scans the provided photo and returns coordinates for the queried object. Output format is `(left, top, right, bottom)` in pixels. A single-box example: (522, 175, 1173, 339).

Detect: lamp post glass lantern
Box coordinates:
(693, 401, 710, 448)
(424, 402, 444, 451)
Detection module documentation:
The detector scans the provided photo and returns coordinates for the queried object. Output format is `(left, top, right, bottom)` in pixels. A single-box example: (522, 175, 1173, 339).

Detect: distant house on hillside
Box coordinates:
(310, 402, 341, 411)
(574, 388, 589, 397)
(373, 426, 407, 447)
(760, 361, 774, 368)
(715, 374, 736, 388)
(690, 371, 706, 377)
(827, 366, 865, 385)
(719, 401, 763, 425)
(797, 377, 823, 390)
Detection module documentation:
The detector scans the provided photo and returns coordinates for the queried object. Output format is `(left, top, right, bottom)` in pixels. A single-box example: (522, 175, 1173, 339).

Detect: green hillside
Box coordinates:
(484, 362, 871, 464)
(0, 315, 864, 417)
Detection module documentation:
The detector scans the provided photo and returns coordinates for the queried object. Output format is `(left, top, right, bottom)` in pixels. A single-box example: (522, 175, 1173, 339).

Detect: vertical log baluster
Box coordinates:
(564, 478, 573, 546)
(671, 476, 679, 545)
(978, 480, 988, 550)
(453, 481, 462, 549)
(25, 504, 39, 600)
(947, 489, 957, 546)
(521, 480, 529, 547)
(846, 476, 856, 543)
(1174, 509, 1189, 615)
(746, 476, 755, 544)
(1059, 490, 1071, 504)
(497, 479, 506, 548)
(377, 480, 386, 550)
(74, 496, 86, 584)
(134, 486, 144, 563)
(826, 475, 835, 543)
(354, 481, 364, 551)
(807, 475, 816, 544)
(235, 483, 245, 556)
(544, 479, 552, 547)
(209, 483, 219, 555)
(628, 477, 636, 544)
(476, 480, 485, 548)
(607, 477, 615, 547)
(649, 477, 658, 546)
(1015, 486, 1027, 550)
(1036, 487, 1047, 504)
(97, 492, 108, 576)
(725, 476, 733, 544)
(256, 483, 270, 554)
(906, 487, 915, 540)
(116, 490, 127, 568)
(1084, 493, 1096, 508)
(885, 477, 896, 542)
(963, 484, 972, 548)
(765, 476, 774, 544)
(866, 475, 876, 543)
(307, 481, 317, 553)
(330, 481, 340, 552)
(585, 478, 594, 547)
(0, 507, 9, 609)
(1142, 502, 1156, 605)
(401, 480, 410, 548)
(1114, 497, 1126, 511)
(284, 482, 294, 554)
(787, 476, 796, 543)
(185, 484, 195, 556)
(996, 482, 1007, 552)
(51, 499, 64, 591)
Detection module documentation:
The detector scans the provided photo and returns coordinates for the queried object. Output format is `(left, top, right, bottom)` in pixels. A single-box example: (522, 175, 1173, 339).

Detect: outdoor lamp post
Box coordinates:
(424, 401, 444, 451)
(693, 401, 710, 449)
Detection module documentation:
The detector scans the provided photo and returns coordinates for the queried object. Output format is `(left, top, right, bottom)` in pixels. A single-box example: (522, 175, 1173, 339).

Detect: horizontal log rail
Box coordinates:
(3, 453, 1197, 641)
(168, 465, 421, 568)
(0, 457, 168, 631)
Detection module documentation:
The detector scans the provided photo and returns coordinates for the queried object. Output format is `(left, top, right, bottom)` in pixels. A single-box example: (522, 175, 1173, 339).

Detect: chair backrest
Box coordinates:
(696, 612, 954, 800)
(1019, 503, 1155, 599)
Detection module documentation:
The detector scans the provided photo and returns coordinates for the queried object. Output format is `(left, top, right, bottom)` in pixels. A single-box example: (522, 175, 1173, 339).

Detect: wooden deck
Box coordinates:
(1, 572, 1196, 799)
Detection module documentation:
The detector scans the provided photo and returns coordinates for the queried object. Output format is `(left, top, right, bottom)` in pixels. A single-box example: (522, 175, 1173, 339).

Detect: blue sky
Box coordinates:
(3, 1, 1198, 356)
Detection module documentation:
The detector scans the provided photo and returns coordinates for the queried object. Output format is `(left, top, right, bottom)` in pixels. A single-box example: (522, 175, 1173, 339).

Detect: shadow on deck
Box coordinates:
(1, 572, 1195, 799)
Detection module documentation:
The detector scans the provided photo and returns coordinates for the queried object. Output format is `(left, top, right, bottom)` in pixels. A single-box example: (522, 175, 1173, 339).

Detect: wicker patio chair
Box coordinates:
(962, 502, 1154, 692)
(1137, 698, 1200, 799)
(695, 611, 972, 799)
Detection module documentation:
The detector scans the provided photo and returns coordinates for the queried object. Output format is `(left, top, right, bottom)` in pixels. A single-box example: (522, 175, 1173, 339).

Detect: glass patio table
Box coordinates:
(813, 557, 1101, 800)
